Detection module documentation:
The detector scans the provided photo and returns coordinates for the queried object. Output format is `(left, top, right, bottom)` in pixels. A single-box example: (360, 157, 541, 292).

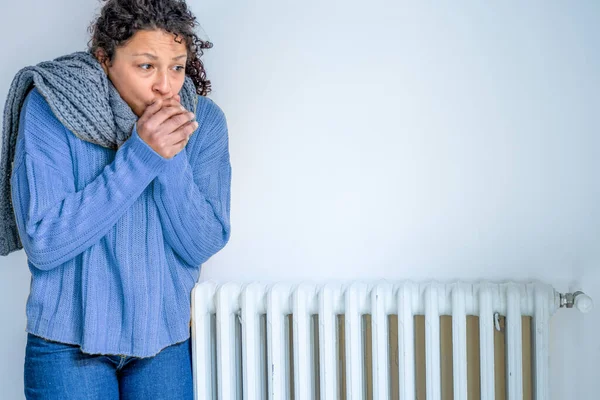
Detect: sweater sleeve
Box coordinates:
(152, 99, 231, 267)
(10, 89, 169, 271)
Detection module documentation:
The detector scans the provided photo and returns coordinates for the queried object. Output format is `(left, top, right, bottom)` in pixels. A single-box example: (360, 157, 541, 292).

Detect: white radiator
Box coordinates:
(191, 281, 591, 400)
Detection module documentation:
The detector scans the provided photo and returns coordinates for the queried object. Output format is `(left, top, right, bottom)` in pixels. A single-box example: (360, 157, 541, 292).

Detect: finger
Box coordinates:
(151, 98, 182, 113)
(174, 135, 189, 151)
(164, 96, 186, 110)
(163, 98, 187, 113)
(163, 98, 183, 109)
(166, 120, 198, 146)
(138, 98, 164, 123)
(162, 111, 196, 136)
(151, 102, 190, 128)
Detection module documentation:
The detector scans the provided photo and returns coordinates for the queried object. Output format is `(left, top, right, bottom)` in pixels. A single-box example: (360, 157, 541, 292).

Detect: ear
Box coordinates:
(94, 48, 109, 74)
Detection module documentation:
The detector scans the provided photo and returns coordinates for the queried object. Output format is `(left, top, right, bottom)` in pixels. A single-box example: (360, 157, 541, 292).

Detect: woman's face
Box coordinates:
(96, 29, 188, 117)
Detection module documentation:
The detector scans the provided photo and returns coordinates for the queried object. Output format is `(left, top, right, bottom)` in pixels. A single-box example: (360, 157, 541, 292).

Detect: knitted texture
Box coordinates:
(10, 87, 230, 357)
(0, 51, 198, 256)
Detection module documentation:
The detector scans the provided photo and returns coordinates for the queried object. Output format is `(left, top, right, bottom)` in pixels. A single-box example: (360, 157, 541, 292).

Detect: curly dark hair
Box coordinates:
(87, 0, 213, 96)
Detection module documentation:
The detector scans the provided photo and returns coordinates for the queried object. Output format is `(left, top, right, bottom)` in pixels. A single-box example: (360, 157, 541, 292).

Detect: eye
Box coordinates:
(138, 64, 185, 72)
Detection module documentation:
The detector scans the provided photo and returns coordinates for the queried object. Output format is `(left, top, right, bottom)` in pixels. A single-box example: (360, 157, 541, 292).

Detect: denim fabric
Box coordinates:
(24, 332, 193, 400)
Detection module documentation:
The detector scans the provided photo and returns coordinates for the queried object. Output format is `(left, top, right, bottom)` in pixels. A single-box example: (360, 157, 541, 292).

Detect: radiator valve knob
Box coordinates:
(574, 291, 594, 313)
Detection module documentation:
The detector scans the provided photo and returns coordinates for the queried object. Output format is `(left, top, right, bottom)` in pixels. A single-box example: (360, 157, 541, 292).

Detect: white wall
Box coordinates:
(1, 0, 598, 398)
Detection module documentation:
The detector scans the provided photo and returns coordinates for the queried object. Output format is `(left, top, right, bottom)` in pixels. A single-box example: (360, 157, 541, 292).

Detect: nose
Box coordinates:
(152, 70, 172, 98)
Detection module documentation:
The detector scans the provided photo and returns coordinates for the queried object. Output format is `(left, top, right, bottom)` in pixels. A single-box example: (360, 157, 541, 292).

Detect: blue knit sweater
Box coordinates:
(10, 87, 231, 357)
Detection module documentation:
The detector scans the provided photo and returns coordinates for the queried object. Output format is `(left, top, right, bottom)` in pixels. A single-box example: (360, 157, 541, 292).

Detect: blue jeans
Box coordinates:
(24, 332, 193, 400)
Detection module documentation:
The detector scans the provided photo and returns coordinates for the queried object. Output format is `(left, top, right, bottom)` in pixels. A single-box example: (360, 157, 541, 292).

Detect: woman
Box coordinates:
(0, 0, 231, 398)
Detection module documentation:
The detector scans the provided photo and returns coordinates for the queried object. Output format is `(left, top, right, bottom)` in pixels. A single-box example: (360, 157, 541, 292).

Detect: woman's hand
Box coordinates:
(135, 96, 197, 159)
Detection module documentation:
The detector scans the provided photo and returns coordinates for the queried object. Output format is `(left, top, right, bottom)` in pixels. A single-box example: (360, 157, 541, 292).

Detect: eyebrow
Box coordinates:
(132, 52, 187, 61)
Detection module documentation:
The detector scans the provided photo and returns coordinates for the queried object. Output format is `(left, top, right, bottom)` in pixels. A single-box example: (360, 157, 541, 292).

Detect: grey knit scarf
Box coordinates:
(0, 50, 198, 256)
